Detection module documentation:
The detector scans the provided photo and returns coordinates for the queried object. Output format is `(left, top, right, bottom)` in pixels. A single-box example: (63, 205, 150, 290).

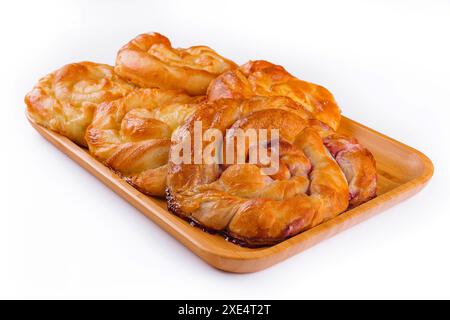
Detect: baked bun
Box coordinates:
(86, 88, 203, 196)
(25, 62, 134, 146)
(115, 33, 237, 95)
(166, 97, 376, 246)
(207, 60, 341, 130)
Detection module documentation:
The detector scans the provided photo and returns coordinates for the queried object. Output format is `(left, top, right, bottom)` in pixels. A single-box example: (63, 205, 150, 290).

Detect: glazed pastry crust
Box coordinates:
(25, 36, 377, 247)
(25, 62, 134, 146)
(166, 97, 356, 246)
(86, 88, 203, 196)
(207, 60, 342, 130)
(307, 120, 377, 207)
(115, 33, 237, 95)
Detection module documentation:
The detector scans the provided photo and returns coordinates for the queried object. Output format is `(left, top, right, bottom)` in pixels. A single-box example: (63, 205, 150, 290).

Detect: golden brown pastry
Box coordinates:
(166, 97, 376, 246)
(25, 35, 376, 247)
(207, 60, 342, 130)
(307, 120, 377, 207)
(86, 88, 203, 196)
(25, 62, 134, 146)
(115, 33, 238, 96)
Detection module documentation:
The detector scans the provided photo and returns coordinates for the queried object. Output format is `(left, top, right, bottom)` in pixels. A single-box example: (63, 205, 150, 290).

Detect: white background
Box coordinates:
(1, 0, 449, 299)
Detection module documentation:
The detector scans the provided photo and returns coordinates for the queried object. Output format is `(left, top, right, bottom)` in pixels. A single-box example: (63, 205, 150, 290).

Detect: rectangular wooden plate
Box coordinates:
(27, 113, 433, 273)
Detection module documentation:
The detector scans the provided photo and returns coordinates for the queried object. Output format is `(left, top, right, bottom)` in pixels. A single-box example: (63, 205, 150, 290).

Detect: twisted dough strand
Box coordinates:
(306, 120, 377, 207)
(86, 88, 204, 196)
(167, 97, 351, 246)
(25, 62, 134, 146)
(207, 60, 342, 130)
(115, 33, 237, 95)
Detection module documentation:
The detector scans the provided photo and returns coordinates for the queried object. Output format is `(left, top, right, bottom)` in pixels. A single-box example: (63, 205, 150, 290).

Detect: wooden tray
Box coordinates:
(27, 113, 434, 273)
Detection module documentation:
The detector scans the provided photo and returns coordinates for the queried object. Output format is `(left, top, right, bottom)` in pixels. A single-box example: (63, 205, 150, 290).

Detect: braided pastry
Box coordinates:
(25, 62, 134, 146)
(86, 88, 203, 196)
(115, 33, 238, 95)
(207, 60, 341, 130)
(166, 97, 376, 246)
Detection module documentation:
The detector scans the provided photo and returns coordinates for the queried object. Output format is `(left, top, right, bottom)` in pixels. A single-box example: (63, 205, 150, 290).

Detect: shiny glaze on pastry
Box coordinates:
(25, 62, 134, 146)
(115, 33, 237, 95)
(86, 88, 203, 196)
(166, 97, 376, 246)
(207, 60, 341, 130)
(307, 120, 377, 207)
(24, 35, 377, 247)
